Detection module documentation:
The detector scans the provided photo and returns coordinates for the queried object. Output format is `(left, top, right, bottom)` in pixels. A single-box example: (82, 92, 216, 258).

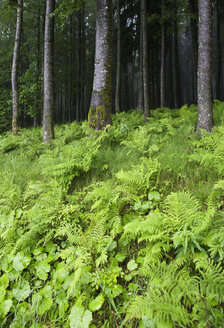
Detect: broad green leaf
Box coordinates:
(12, 279, 30, 301)
(40, 285, 52, 299)
(148, 191, 160, 201)
(0, 299, 12, 319)
(33, 247, 44, 256)
(88, 293, 104, 312)
(36, 261, 51, 281)
(45, 241, 58, 253)
(70, 305, 92, 328)
(0, 286, 6, 303)
(127, 259, 138, 271)
(0, 274, 9, 289)
(105, 284, 123, 298)
(115, 253, 126, 262)
(17, 302, 30, 314)
(13, 252, 31, 272)
(0, 256, 10, 271)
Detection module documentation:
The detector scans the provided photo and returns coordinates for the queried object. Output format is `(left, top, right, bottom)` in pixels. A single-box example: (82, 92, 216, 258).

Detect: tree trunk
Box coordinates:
(34, 5, 41, 128)
(141, 0, 150, 118)
(216, 0, 221, 100)
(43, 0, 55, 142)
(88, 0, 112, 130)
(137, 7, 143, 111)
(197, 0, 213, 133)
(115, 0, 121, 114)
(189, 0, 198, 103)
(160, 0, 166, 107)
(12, 0, 23, 136)
(172, 0, 181, 108)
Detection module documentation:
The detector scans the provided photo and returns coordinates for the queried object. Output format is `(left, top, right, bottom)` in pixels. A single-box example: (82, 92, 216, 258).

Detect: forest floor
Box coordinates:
(1, 102, 224, 327)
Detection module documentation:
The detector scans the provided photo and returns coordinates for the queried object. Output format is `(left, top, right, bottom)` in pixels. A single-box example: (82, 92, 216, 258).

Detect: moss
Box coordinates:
(88, 105, 108, 130)
(96, 105, 106, 130)
(88, 106, 96, 129)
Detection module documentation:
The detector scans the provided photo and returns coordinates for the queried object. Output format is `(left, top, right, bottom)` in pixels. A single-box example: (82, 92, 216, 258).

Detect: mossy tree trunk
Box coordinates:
(197, 0, 213, 133)
(88, 0, 112, 130)
(11, 0, 23, 136)
(43, 0, 55, 142)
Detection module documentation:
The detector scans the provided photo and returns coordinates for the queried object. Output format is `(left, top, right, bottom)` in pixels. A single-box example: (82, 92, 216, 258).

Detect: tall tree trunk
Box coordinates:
(34, 5, 41, 128)
(12, 0, 23, 136)
(43, 0, 55, 142)
(189, 0, 198, 103)
(141, 0, 150, 118)
(115, 0, 121, 113)
(88, 0, 112, 130)
(160, 0, 166, 107)
(172, 0, 181, 108)
(216, 0, 221, 100)
(137, 8, 143, 111)
(197, 0, 213, 133)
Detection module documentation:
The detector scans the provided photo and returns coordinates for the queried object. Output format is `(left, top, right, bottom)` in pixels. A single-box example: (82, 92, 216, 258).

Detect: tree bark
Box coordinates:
(115, 0, 121, 113)
(88, 0, 112, 130)
(197, 0, 213, 133)
(189, 0, 198, 103)
(137, 7, 143, 111)
(43, 0, 55, 142)
(172, 0, 181, 108)
(12, 0, 23, 136)
(160, 0, 166, 107)
(141, 0, 150, 118)
(216, 0, 221, 100)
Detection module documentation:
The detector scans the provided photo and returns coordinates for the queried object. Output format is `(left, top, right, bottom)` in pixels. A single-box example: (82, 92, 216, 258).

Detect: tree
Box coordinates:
(12, 0, 23, 136)
(115, 0, 121, 114)
(172, 0, 181, 108)
(141, 0, 150, 118)
(188, 0, 198, 103)
(88, 0, 112, 130)
(197, 0, 213, 133)
(137, 1, 143, 111)
(160, 0, 166, 107)
(43, 0, 55, 142)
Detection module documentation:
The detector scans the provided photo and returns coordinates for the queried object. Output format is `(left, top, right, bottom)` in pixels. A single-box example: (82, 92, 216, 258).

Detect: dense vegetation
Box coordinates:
(1, 102, 224, 327)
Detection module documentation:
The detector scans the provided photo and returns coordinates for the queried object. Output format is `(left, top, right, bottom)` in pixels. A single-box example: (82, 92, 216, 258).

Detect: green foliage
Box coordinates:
(1, 105, 224, 327)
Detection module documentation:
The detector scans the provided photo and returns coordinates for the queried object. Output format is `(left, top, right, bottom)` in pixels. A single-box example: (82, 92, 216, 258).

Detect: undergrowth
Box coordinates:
(1, 103, 224, 327)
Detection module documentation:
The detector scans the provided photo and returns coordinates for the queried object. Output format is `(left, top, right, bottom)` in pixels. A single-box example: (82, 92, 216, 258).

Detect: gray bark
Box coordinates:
(172, 0, 181, 108)
(12, 0, 23, 136)
(216, 0, 221, 100)
(43, 0, 55, 142)
(88, 0, 112, 130)
(197, 0, 213, 133)
(137, 7, 143, 111)
(115, 0, 121, 113)
(189, 0, 198, 103)
(160, 0, 166, 107)
(141, 0, 150, 118)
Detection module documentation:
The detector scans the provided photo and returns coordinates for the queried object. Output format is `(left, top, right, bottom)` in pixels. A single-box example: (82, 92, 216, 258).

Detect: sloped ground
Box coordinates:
(1, 102, 224, 327)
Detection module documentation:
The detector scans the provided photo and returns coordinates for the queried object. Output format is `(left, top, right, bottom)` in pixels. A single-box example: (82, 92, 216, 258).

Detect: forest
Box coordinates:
(1, 0, 224, 327)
